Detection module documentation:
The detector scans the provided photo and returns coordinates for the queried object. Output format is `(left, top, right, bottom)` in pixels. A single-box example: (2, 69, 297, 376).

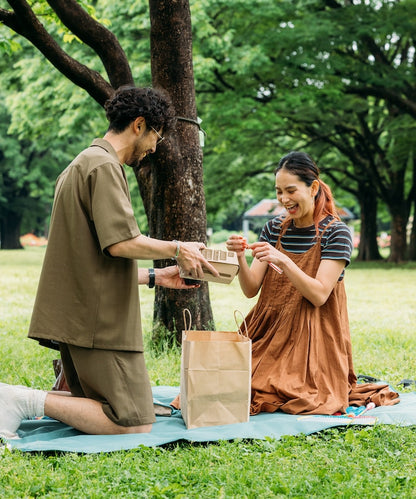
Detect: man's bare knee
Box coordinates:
(119, 423, 152, 434)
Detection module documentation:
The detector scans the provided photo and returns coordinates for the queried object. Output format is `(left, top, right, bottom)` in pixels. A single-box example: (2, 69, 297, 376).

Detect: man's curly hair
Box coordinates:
(104, 86, 176, 134)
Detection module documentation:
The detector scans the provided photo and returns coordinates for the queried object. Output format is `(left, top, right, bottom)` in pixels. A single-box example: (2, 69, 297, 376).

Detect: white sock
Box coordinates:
(0, 383, 47, 439)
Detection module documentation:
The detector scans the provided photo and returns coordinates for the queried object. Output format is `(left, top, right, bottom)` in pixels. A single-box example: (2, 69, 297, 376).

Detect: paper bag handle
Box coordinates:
(183, 308, 248, 336)
(234, 310, 249, 337)
(183, 308, 192, 332)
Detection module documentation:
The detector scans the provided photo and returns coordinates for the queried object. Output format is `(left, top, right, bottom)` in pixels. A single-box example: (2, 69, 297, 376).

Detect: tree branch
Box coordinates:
(1, 0, 114, 106)
(0, 7, 18, 29)
(213, 68, 235, 91)
(347, 87, 416, 120)
(46, 0, 134, 90)
(323, 0, 343, 8)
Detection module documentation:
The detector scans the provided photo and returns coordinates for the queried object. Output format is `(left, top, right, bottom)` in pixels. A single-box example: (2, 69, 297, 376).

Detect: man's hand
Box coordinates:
(175, 242, 219, 279)
(138, 266, 200, 289)
(156, 265, 201, 289)
(107, 237, 218, 280)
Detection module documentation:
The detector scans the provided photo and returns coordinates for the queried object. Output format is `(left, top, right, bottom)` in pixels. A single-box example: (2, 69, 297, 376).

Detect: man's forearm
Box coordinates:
(107, 235, 178, 260)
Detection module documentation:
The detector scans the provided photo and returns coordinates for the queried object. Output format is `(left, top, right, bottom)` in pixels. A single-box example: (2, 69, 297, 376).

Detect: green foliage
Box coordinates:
(0, 0, 153, 242)
(0, 33, 21, 55)
(0, 21, 104, 240)
(210, 229, 258, 244)
(193, 0, 416, 248)
(210, 229, 235, 244)
(1, 0, 416, 258)
(4, 51, 104, 143)
(0, 99, 60, 237)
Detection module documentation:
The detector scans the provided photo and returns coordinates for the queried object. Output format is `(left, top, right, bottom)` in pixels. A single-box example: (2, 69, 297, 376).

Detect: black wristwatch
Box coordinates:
(148, 268, 156, 288)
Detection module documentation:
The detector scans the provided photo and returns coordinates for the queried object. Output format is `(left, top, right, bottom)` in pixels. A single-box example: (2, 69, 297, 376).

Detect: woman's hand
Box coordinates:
(251, 242, 346, 307)
(226, 235, 250, 258)
(250, 242, 287, 267)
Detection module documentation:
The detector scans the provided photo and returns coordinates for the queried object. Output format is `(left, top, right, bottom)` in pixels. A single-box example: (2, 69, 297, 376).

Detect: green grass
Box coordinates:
(1, 247, 416, 498)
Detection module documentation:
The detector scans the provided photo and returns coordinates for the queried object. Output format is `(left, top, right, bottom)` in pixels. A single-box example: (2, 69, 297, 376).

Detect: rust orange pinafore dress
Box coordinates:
(245, 226, 399, 415)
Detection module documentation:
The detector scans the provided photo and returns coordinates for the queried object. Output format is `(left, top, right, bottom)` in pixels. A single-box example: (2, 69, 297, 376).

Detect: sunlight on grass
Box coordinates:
(345, 265, 416, 382)
(1, 247, 415, 388)
(1, 247, 416, 497)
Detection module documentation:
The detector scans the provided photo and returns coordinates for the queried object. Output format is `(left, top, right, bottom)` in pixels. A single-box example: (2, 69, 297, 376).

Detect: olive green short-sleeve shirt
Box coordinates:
(29, 139, 144, 351)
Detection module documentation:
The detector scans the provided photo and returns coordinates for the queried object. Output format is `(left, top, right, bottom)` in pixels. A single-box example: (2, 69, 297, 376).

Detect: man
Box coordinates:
(0, 86, 217, 438)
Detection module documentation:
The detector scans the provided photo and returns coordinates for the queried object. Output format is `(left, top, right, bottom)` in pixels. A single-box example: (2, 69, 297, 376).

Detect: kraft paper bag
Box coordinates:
(180, 309, 252, 429)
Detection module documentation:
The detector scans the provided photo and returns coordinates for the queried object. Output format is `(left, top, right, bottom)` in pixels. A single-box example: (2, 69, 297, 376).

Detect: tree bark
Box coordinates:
(388, 206, 409, 263)
(376, 162, 412, 263)
(408, 159, 416, 261)
(136, 0, 214, 343)
(356, 183, 382, 261)
(409, 209, 416, 261)
(0, 211, 23, 249)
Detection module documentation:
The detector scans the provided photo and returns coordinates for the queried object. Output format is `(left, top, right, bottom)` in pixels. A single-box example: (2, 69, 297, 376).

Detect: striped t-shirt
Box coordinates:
(259, 215, 353, 278)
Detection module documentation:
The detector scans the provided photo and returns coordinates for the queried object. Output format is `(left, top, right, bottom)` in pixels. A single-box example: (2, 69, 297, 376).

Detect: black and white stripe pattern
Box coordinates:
(259, 215, 353, 265)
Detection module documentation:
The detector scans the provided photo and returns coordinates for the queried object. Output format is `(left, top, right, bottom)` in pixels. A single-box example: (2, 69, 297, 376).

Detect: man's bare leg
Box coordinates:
(45, 393, 152, 435)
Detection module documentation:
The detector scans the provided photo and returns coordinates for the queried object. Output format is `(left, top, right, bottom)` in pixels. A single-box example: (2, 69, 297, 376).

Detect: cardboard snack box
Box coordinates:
(180, 248, 240, 284)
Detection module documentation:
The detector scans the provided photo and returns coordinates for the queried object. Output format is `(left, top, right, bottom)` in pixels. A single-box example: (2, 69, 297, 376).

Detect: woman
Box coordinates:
(227, 151, 398, 415)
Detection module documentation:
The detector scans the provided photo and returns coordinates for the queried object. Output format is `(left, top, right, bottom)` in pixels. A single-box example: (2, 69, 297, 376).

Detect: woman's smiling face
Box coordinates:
(275, 168, 319, 228)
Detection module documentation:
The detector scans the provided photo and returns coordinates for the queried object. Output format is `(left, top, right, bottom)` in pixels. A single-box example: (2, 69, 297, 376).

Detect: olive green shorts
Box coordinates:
(59, 343, 156, 427)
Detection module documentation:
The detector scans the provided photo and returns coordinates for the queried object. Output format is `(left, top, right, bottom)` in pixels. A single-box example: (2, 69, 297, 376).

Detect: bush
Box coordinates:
(210, 229, 258, 245)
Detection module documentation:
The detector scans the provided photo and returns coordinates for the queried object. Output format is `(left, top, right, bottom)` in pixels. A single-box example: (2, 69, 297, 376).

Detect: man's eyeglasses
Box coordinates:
(151, 127, 165, 145)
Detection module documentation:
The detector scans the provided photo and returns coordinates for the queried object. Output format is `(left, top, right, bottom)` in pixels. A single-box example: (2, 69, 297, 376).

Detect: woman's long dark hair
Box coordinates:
(275, 151, 339, 235)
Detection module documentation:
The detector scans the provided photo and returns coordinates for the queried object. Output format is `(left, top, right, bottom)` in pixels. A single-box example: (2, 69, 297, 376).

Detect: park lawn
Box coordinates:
(0, 247, 416, 498)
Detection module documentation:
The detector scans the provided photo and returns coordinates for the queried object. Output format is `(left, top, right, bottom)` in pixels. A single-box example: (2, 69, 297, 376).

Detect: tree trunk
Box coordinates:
(409, 209, 416, 261)
(408, 161, 416, 261)
(356, 184, 382, 261)
(388, 207, 408, 263)
(136, 0, 214, 344)
(0, 212, 23, 249)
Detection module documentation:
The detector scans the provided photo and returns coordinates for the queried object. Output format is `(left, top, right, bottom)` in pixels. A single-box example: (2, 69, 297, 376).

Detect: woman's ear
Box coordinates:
(311, 179, 320, 197)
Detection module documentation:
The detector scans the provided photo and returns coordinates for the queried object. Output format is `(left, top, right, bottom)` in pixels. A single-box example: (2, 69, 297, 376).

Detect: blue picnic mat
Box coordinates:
(6, 386, 416, 454)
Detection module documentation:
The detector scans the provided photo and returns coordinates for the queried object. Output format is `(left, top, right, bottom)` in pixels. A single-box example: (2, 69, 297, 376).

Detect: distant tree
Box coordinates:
(193, 0, 416, 261)
(0, 99, 70, 249)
